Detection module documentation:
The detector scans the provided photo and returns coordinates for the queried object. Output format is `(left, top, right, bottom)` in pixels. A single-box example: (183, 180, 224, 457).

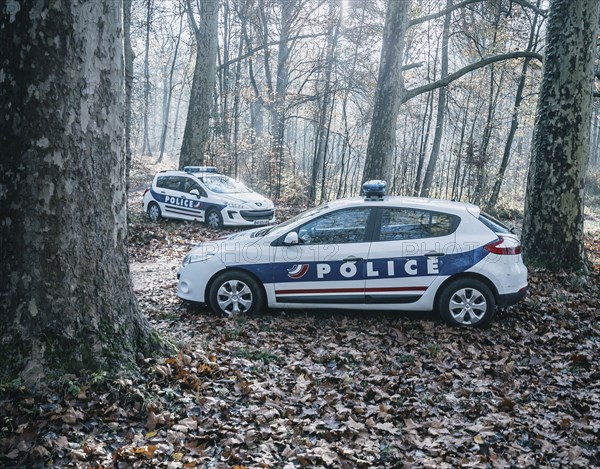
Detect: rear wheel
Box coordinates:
(147, 202, 162, 221)
(208, 271, 264, 317)
(206, 208, 223, 229)
(438, 278, 496, 327)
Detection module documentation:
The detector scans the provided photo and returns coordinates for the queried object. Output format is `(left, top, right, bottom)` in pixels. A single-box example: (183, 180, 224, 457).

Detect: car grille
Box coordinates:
(240, 209, 274, 221)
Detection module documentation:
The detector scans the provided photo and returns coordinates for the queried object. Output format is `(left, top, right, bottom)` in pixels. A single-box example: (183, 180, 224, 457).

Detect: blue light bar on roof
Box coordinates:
(184, 166, 219, 173)
(362, 180, 387, 199)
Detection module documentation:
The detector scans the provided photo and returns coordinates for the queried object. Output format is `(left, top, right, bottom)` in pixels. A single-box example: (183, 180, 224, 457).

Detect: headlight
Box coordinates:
(182, 252, 215, 266)
(224, 200, 246, 209)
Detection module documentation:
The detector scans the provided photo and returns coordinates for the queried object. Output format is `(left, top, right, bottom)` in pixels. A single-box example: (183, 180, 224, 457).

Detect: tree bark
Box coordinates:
(179, 0, 219, 169)
(523, 0, 599, 271)
(363, 0, 410, 182)
(0, 1, 165, 388)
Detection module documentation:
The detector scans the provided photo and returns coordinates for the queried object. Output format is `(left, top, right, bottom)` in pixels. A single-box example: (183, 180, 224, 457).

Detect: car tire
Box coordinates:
(147, 202, 162, 222)
(208, 270, 264, 317)
(438, 278, 496, 328)
(206, 208, 223, 229)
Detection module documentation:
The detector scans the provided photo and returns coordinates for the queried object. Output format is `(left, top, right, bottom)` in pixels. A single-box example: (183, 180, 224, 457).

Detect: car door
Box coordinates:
(365, 207, 458, 305)
(271, 207, 376, 305)
(159, 176, 202, 221)
(181, 176, 207, 222)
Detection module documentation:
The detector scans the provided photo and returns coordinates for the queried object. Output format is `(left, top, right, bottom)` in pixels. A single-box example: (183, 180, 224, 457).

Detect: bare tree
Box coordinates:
(362, 0, 543, 183)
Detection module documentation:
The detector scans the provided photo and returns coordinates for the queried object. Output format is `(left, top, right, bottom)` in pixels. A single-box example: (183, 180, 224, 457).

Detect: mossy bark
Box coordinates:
(0, 1, 169, 389)
(523, 0, 599, 271)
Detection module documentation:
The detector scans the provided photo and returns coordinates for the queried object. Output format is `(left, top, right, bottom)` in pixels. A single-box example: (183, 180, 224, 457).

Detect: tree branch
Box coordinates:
(403, 51, 543, 103)
(409, 0, 547, 27)
(217, 32, 329, 71)
(402, 61, 425, 72)
(409, 0, 482, 26)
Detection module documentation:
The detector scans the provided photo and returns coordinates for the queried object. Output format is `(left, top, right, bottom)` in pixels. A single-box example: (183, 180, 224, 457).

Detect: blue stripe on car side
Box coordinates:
(235, 246, 490, 285)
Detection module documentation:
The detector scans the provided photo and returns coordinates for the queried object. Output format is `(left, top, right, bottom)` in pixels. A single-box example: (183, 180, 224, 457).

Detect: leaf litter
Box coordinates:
(1, 200, 599, 468)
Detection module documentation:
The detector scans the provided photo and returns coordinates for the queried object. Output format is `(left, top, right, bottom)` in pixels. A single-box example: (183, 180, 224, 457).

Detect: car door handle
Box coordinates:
(343, 256, 363, 262)
(424, 252, 445, 257)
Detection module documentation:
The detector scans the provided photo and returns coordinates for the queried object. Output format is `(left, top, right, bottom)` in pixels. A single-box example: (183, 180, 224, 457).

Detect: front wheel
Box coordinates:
(438, 278, 496, 327)
(208, 271, 264, 317)
(206, 208, 223, 229)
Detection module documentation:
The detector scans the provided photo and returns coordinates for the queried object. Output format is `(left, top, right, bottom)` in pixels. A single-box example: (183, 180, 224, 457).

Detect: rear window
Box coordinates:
(156, 176, 182, 191)
(479, 212, 511, 234)
(377, 208, 459, 241)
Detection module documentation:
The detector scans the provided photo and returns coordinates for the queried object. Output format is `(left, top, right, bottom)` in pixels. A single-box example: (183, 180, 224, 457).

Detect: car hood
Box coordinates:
(221, 191, 274, 208)
(188, 228, 263, 255)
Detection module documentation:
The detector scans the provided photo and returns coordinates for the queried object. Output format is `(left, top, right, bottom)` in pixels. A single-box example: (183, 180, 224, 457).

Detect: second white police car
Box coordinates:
(143, 166, 275, 228)
(177, 181, 527, 327)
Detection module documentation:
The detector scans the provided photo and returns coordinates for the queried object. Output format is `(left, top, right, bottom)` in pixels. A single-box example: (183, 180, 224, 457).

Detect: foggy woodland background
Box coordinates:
(126, 0, 600, 209)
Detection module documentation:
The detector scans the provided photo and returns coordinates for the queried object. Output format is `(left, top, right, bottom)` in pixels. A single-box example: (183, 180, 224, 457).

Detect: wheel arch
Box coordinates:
(434, 272, 499, 310)
(204, 267, 268, 307)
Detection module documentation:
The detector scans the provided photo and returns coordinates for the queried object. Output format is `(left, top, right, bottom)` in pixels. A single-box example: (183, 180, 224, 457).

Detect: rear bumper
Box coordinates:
(497, 286, 527, 308)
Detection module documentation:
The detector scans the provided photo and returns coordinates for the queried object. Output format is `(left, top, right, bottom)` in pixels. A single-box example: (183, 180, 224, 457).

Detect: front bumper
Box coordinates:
(222, 208, 275, 227)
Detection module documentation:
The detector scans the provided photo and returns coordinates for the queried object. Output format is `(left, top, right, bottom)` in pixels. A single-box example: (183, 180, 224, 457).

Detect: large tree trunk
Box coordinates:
(523, 0, 599, 271)
(362, 0, 410, 182)
(179, 0, 219, 169)
(0, 1, 163, 387)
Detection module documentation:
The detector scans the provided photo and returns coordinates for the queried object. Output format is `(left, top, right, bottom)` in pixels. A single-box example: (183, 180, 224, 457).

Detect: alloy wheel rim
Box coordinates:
(449, 287, 487, 325)
(217, 280, 252, 316)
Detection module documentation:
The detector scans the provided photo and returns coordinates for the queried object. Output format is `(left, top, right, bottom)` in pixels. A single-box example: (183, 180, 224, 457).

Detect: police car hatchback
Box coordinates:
(143, 166, 275, 228)
(177, 181, 527, 327)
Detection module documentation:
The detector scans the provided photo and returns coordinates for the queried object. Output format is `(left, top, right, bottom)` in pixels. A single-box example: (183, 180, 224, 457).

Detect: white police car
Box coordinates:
(142, 166, 275, 228)
(177, 181, 527, 327)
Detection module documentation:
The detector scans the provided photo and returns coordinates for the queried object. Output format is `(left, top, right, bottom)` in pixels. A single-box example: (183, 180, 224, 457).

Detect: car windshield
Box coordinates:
(201, 175, 252, 194)
(254, 204, 330, 237)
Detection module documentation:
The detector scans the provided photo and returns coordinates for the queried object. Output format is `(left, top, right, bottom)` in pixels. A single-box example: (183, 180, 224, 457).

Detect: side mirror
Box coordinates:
(189, 189, 201, 198)
(283, 232, 299, 246)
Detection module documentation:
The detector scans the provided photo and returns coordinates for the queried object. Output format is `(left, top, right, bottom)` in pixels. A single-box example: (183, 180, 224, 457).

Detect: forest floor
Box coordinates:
(1, 175, 600, 468)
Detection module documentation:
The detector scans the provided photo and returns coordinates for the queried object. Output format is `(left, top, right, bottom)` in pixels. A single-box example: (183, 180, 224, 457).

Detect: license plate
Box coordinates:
(254, 220, 268, 225)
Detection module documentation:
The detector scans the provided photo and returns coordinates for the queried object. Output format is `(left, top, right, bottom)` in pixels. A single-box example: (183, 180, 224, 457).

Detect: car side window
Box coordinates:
(379, 208, 457, 241)
(297, 208, 372, 245)
(184, 178, 206, 196)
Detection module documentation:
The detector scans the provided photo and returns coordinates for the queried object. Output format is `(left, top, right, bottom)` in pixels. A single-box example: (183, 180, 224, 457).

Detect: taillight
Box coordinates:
(143, 187, 150, 196)
(484, 236, 522, 255)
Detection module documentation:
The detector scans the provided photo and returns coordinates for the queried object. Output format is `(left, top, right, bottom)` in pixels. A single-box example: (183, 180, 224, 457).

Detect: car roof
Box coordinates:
(325, 196, 480, 217)
(156, 170, 224, 177)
